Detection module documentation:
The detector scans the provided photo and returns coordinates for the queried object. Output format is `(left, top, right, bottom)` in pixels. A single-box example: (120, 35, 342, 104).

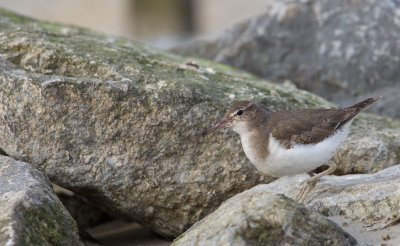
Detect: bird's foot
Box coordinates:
(295, 178, 318, 203)
(295, 164, 337, 203)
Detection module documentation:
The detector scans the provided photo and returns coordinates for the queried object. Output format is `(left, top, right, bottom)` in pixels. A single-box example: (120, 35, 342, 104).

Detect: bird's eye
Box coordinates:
(236, 109, 244, 116)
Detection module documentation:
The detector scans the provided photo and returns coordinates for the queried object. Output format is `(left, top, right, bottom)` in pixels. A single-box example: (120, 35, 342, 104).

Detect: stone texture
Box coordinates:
(262, 164, 400, 225)
(0, 9, 399, 237)
(0, 155, 82, 246)
(172, 193, 356, 246)
(174, 164, 400, 245)
(332, 114, 400, 175)
(174, 0, 400, 118)
(247, 164, 400, 244)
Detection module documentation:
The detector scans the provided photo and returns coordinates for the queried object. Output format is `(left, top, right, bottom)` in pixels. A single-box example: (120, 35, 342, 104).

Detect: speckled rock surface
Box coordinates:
(248, 164, 400, 244)
(261, 164, 400, 224)
(174, 0, 400, 118)
(0, 9, 399, 237)
(0, 155, 82, 246)
(332, 114, 400, 175)
(174, 165, 400, 245)
(172, 193, 356, 246)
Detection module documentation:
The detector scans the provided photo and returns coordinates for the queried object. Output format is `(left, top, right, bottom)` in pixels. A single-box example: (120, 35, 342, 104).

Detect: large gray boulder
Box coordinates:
(0, 155, 82, 246)
(174, 0, 400, 119)
(0, 9, 399, 237)
(172, 193, 357, 246)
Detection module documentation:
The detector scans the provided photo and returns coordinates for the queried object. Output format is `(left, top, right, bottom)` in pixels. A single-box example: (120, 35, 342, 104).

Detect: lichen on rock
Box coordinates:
(0, 155, 82, 246)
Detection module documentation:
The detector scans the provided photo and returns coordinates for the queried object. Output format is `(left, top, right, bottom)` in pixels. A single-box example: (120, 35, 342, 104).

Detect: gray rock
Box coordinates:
(0, 155, 82, 246)
(172, 193, 356, 246)
(261, 164, 400, 225)
(332, 113, 400, 175)
(174, 164, 400, 245)
(248, 164, 400, 244)
(0, 9, 399, 237)
(174, 0, 400, 118)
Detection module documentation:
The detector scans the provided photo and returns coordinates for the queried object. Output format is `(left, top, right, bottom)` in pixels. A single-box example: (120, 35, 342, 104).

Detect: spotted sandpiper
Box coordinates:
(206, 97, 379, 202)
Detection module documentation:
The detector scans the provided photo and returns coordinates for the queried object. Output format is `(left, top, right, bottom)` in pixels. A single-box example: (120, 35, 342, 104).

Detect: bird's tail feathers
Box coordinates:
(345, 97, 381, 111)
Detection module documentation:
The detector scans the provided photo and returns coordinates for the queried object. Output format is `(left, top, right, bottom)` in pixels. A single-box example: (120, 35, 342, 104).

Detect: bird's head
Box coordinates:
(205, 100, 265, 135)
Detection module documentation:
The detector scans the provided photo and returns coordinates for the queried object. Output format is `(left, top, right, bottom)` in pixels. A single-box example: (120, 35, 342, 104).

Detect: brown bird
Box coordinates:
(206, 97, 379, 202)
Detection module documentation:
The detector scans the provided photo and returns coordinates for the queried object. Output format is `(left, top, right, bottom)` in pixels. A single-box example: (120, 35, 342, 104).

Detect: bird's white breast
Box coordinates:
(241, 122, 352, 177)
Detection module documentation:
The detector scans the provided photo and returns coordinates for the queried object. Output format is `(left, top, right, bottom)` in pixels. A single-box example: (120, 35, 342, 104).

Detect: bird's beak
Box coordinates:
(204, 117, 232, 134)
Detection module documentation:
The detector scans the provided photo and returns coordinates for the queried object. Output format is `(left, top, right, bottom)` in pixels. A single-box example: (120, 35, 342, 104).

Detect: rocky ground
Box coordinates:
(173, 165, 400, 245)
(0, 5, 400, 246)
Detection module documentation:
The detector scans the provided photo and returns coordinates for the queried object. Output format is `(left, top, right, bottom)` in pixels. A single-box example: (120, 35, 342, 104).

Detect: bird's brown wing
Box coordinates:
(267, 97, 379, 148)
(269, 108, 354, 148)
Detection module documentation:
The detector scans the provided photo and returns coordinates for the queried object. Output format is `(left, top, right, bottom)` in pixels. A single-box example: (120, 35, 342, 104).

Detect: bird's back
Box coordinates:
(268, 97, 379, 148)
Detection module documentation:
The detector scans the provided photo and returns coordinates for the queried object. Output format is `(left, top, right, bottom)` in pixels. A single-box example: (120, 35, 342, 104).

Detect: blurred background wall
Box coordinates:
(0, 0, 267, 48)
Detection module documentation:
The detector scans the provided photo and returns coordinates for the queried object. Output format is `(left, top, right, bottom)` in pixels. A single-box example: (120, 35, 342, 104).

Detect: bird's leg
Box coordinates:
(295, 180, 317, 203)
(295, 172, 316, 201)
(307, 163, 337, 184)
(296, 163, 337, 203)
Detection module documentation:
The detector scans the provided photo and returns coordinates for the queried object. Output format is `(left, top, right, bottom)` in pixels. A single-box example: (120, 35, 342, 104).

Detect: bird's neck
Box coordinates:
(239, 128, 270, 166)
(236, 113, 271, 165)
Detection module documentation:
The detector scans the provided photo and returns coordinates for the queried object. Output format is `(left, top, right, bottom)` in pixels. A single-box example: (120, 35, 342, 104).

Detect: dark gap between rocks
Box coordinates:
(0, 147, 9, 156)
(53, 184, 172, 245)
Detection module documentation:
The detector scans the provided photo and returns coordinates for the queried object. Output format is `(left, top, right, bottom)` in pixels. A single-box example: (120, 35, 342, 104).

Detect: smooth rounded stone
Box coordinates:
(255, 164, 400, 225)
(0, 9, 399, 237)
(173, 0, 400, 119)
(172, 193, 356, 246)
(0, 155, 82, 246)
